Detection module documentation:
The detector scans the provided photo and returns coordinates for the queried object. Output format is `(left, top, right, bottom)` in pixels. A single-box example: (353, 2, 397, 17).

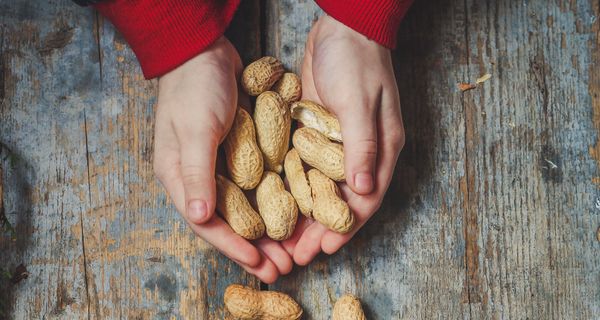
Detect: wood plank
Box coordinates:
(462, 0, 600, 318)
(1, 1, 262, 319)
(268, 0, 600, 319)
(81, 2, 262, 319)
(267, 1, 471, 319)
(3, 0, 599, 318)
(0, 1, 99, 317)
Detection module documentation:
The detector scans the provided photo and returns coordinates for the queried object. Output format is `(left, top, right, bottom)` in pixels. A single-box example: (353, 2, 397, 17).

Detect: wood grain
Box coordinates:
(0, 1, 260, 319)
(267, 0, 600, 319)
(1, 0, 599, 319)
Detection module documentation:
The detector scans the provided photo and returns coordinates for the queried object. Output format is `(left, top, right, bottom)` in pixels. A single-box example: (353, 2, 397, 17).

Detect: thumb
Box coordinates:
(337, 107, 378, 195)
(179, 133, 219, 224)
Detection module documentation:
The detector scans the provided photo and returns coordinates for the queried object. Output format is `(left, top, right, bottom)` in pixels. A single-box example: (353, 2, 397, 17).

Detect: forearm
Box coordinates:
(93, 0, 240, 79)
(315, 0, 414, 49)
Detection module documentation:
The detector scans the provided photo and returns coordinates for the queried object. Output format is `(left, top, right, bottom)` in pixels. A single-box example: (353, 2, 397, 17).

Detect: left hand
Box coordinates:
(282, 15, 405, 265)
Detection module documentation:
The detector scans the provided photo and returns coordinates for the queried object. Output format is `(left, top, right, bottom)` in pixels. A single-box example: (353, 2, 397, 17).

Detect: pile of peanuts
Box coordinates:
(219, 56, 353, 242)
(219, 56, 366, 320)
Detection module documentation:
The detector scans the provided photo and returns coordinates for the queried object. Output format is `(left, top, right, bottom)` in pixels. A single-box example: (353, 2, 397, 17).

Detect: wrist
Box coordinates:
(315, 15, 390, 52)
(160, 37, 235, 82)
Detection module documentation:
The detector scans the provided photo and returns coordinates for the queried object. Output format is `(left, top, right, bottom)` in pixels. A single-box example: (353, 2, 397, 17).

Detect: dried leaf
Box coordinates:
(476, 73, 492, 84)
(597, 226, 600, 242)
(458, 83, 477, 92)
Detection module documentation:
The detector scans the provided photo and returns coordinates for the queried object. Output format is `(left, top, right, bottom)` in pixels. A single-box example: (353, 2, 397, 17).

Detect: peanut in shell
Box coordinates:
(242, 56, 284, 96)
(216, 175, 265, 240)
(307, 169, 354, 234)
(224, 108, 264, 190)
(254, 91, 291, 174)
(293, 127, 345, 182)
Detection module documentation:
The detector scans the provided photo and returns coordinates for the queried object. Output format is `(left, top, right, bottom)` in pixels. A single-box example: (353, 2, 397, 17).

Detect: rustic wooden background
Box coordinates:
(1, 0, 599, 319)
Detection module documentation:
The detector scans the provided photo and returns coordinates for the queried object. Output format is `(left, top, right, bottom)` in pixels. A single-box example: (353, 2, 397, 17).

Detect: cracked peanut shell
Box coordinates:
(291, 100, 342, 142)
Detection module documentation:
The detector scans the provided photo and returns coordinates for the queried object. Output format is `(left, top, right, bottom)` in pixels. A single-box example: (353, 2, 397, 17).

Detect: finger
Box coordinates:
(292, 222, 328, 266)
(281, 216, 314, 256)
(157, 162, 262, 267)
(241, 251, 280, 284)
(178, 133, 219, 224)
(187, 217, 263, 267)
(254, 238, 294, 275)
(337, 103, 379, 195)
(321, 89, 403, 254)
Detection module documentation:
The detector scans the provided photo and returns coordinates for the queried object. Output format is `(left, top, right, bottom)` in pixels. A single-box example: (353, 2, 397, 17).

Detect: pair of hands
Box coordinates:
(153, 15, 405, 283)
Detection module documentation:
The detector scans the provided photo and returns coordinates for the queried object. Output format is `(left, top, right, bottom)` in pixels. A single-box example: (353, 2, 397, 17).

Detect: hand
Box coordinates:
(282, 16, 405, 265)
(154, 37, 292, 282)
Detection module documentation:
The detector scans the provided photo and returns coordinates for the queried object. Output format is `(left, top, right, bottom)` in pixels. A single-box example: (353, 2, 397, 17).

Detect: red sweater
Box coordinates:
(95, 0, 413, 79)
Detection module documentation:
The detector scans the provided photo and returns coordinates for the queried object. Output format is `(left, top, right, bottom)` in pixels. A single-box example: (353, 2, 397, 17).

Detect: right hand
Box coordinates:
(153, 37, 292, 283)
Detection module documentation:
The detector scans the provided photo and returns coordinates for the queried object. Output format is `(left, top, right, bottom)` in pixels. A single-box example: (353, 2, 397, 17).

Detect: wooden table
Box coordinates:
(1, 0, 599, 319)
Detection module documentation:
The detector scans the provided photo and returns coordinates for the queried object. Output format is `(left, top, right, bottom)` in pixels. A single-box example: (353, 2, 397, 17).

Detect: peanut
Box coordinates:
(224, 108, 264, 190)
(216, 175, 265, 240)
(307, 169, 354, 234)
(272, 73, 302, 103)
(242, 56, 284, 96)
(256, 171, 298, 240)
(284, 149, 313, 218)
(224, 284, 303, 320)
(291, 100, 342, 142)
(254, 91, 291, 173)
(293, 127, 345, 182)
(332, 294, 367, 320)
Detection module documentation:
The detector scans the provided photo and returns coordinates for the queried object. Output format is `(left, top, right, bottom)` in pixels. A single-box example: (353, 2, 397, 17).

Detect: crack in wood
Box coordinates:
(82, 112, 92, 320)
(0, 28, 5, 102)
(94, 12, 103, 87)
(461, 0, 482, 314)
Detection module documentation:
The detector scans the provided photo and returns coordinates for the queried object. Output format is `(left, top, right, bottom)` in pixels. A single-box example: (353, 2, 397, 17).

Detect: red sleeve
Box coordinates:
(315, 0, 413, 49)
(95, 0, 240, 79)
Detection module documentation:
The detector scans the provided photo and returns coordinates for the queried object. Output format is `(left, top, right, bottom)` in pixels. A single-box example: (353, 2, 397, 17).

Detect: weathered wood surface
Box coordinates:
(267, 0, 600, 319)
(0, 1, 260, 319)
(1, 0, 599, 319)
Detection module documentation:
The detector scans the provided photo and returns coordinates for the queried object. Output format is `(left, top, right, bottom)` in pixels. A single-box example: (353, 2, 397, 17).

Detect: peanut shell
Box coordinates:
(284, 149, 313, 218)
(291, 100, 342, 142)
(272, 73, 302, 103)
(256, 171, 298, 240)
(224, 108, 264, 190)
(216, 175, 265, 240)
(307, 169, 354, 234)
(254, 91, 291, 173)
(224, 284, 303, 320)
(332, 294, 367, 320)
(242, 56, 284, 96)
(293, 127, 345, 181)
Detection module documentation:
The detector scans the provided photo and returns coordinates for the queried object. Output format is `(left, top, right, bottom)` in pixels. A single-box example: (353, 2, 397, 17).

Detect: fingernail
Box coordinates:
(354, 172, 373, 193)
(188, 200, 207, 222)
